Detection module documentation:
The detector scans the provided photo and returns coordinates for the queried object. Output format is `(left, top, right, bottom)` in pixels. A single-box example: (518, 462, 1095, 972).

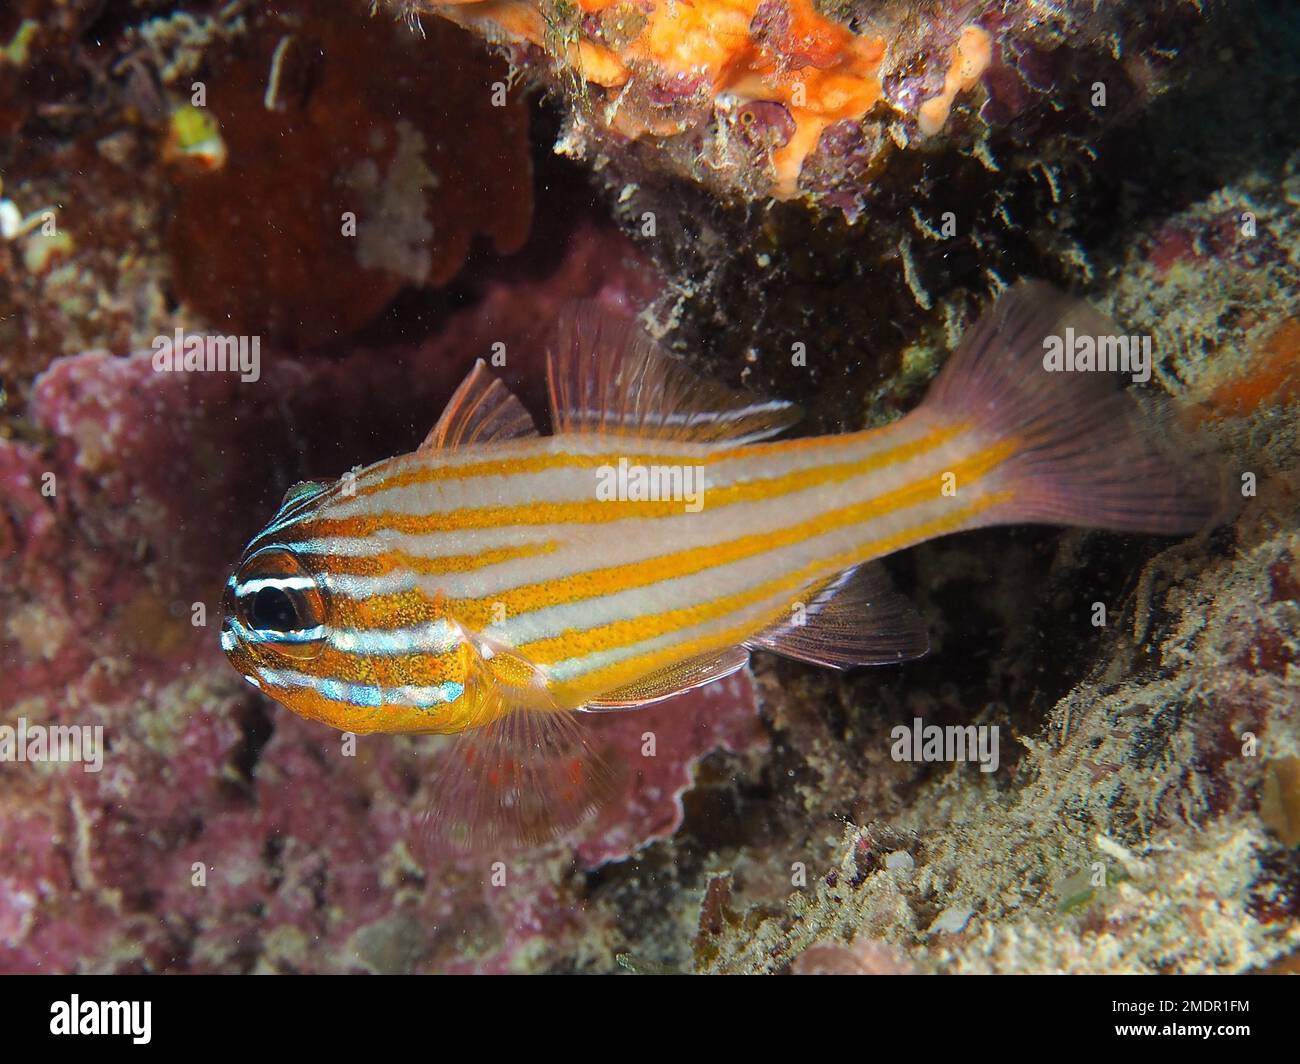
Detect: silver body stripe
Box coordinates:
(304, 427, 981, 646)
(261, 419, 942, 537)
(257, 666, 465, 709)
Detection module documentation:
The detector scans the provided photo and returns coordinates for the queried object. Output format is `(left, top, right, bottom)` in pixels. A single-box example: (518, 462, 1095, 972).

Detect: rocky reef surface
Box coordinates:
(0, 0, 1297, 972)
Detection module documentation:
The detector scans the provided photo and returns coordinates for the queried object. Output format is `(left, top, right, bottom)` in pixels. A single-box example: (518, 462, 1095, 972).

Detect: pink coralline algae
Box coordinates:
(578, 673, 768, 867)
(0, 220, 767, 974)
(791, 939, 915, 975)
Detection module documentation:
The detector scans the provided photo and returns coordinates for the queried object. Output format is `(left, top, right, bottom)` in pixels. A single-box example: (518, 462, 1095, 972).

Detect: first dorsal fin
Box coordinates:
(745, 564, 930, 668)
(547, 302, 801, 443)
(420, 359, 539, 452)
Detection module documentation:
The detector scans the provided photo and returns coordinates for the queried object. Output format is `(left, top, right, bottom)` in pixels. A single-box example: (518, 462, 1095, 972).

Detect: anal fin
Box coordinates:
(745, 563, 930, 668)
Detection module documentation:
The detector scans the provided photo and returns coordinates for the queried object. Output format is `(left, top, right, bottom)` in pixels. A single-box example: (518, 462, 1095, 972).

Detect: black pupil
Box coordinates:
(249, 587, 301, 633)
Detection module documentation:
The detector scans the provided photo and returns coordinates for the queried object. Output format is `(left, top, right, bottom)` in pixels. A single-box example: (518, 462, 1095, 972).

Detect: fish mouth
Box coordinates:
(218, 570, 240, 656)
(218, 567, 241, 650)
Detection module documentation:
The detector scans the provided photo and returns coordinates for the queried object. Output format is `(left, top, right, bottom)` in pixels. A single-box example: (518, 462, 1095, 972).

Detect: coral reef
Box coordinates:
(1, 0, 1297, 975)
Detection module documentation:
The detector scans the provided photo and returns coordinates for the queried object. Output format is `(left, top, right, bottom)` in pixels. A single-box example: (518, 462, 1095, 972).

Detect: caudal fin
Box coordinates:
(920, 281, 1224, 535)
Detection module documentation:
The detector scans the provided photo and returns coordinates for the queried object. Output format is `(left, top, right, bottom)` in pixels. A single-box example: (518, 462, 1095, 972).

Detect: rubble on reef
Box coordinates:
(0, 0, 1297, 974)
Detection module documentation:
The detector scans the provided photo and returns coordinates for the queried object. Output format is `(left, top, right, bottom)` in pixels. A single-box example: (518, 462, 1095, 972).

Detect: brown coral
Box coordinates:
(166, 6, 533, 347)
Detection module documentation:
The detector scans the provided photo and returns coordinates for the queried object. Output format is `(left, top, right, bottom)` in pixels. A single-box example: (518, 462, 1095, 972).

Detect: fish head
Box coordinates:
(220, 479, 485, 735)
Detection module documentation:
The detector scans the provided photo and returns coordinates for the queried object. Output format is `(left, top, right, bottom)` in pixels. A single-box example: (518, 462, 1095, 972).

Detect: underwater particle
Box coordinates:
(1260, 758, 1300, 848)
(926, 905, 972, 936)
(161, 103, 228, 172)
(883, 850, 915, 874)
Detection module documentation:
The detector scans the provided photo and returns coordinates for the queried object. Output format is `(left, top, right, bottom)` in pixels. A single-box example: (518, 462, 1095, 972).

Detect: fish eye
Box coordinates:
(248, 585, 301, 631)
(232, 546, 328, 660)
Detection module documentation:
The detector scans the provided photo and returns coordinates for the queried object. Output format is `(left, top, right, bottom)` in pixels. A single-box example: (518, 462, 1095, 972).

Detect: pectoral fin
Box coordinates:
(425, 706, 616, 852)
(424, 634, 614, 851)
(581, 646, 751, 711)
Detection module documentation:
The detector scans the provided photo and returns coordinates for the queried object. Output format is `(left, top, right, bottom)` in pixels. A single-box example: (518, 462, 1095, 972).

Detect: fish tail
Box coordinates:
(918, 281, 1227, 535)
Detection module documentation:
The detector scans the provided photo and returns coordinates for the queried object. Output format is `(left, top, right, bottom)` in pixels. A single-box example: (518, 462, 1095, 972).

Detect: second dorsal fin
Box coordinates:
(420, 359, 539, 452)
(547, 302, 801, 443)
(745, 564, 930, 668)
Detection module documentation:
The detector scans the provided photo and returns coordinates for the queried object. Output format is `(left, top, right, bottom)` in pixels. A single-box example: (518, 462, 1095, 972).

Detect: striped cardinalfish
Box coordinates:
(220, 282, 1217, 847)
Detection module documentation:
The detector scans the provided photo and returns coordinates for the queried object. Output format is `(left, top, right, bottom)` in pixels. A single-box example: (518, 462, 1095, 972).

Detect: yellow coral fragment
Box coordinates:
(163, 104, 228, 172)
(917, 25, 992, 136)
